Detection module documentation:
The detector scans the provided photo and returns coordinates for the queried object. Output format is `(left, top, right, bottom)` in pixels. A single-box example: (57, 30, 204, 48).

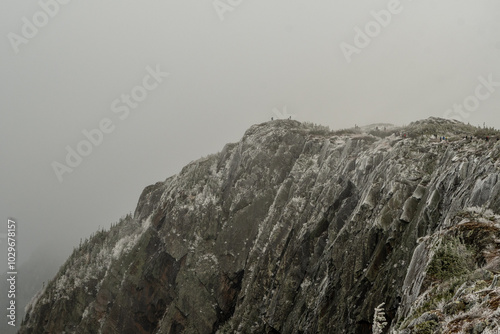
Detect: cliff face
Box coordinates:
(20, 119, 500, 333)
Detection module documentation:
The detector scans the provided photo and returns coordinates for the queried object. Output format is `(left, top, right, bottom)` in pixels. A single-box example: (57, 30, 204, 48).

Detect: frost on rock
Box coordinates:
(373, 303, 387, 334)
(19, 118, 500, 334)
(111, 216, 151, 260)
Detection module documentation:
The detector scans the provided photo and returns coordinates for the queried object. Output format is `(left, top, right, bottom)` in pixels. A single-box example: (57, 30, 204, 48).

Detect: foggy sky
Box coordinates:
(1, 0, 500, 271)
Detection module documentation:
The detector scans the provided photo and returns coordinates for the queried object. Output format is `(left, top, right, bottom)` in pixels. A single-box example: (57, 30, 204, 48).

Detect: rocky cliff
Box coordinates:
(19, 118, 500, 333)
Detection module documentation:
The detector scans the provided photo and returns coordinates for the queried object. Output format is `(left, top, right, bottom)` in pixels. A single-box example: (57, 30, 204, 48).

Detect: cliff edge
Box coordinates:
(19, 119, 500, 333)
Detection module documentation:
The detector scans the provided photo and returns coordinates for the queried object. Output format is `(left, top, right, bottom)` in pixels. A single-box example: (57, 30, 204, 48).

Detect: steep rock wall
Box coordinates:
(19, 119, 500, 334)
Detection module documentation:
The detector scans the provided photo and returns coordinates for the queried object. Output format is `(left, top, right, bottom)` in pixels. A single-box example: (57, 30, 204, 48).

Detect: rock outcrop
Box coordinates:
(19, 118, 500, 333)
